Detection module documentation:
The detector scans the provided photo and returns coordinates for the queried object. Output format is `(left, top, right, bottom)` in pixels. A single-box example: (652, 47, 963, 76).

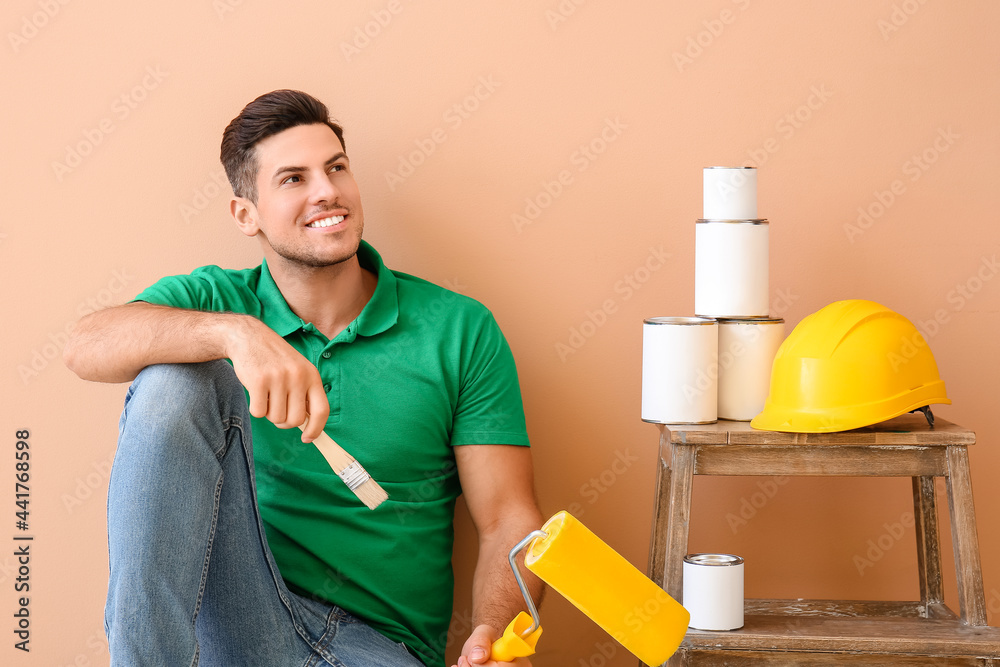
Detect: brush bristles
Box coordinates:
(303, 426, 390, 510)
(354, 478, 389, 510)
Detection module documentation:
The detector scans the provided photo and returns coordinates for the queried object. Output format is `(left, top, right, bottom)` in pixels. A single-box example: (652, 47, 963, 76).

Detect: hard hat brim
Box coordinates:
(750, 380, 951, 433)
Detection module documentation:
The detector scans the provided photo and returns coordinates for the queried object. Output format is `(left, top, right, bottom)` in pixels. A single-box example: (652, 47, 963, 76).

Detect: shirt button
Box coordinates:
(322, 351, 332, 359)
(323, 383, 331, 392)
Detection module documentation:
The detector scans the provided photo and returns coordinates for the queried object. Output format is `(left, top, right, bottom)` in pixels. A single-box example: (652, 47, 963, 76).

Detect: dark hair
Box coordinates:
(220, 90, 346, 204)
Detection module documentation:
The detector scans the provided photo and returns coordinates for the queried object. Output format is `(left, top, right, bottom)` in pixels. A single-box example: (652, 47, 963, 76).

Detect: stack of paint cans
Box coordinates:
(642, 167, 785, 424)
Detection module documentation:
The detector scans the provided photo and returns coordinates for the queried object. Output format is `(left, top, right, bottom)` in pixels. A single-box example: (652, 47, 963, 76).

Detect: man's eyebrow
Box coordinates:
(272, 153, 348, 180)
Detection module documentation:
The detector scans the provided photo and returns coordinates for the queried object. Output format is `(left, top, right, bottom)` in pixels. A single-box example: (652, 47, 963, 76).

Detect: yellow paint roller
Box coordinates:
(491, 510, 689, 666)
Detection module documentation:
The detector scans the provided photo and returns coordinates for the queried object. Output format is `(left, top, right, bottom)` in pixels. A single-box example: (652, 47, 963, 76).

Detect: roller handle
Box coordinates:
(490, 611, 542, 662)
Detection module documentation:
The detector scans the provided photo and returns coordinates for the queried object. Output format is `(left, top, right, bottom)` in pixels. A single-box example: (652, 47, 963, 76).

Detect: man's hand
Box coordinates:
(451, 624, 531, 667)
(224, 316, 330, 442)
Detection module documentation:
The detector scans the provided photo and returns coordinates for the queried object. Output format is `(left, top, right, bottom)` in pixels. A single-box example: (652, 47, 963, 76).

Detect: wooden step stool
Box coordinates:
(646, 414, 1000, 665)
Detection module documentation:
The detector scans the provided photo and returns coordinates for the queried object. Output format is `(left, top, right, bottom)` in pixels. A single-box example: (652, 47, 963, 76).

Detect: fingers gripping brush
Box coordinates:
(492, 511, 690, 666)
(298, 425, 388, 510)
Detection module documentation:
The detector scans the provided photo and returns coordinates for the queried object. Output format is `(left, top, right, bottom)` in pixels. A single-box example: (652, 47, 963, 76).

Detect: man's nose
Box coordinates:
(309, 172, 338, 203)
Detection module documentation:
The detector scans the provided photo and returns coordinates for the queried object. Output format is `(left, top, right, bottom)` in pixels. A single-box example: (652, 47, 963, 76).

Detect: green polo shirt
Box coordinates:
(132, 241, 529, 666)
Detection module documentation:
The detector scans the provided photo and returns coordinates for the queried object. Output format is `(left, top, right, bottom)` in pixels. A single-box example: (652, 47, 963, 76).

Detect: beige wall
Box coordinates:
(3, 1, 999, 665)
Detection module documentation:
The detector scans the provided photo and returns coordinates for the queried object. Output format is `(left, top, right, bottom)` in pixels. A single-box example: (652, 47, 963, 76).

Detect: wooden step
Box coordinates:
(677, 599, 1000, 660)
(671, 649, 994, 666)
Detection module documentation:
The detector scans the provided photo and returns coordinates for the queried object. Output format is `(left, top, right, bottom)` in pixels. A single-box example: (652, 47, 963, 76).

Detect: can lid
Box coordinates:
(696, 218, 769, 225)
(643, 316, 717, 326)
(716, 317, 784, 324)
(704, 166, 756, 170)
(684, 553, 744, 566)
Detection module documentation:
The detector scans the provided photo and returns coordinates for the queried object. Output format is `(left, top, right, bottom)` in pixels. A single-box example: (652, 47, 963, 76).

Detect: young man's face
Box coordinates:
(233, 122, 364, 269)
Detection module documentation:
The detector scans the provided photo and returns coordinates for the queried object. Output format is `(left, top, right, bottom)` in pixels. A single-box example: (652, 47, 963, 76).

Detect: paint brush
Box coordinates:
(299, 423, 388, 510)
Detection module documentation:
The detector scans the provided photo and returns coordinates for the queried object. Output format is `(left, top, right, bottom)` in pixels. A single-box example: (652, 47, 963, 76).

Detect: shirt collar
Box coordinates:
(256, 240, 398, 338)
(354, 240, 399, 336)
(256, 258, 303, 337)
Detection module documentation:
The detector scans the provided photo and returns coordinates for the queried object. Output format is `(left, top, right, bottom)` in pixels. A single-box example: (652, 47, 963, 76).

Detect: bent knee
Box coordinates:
(134, 360, 236, 388)
(127, 361, 245, 423)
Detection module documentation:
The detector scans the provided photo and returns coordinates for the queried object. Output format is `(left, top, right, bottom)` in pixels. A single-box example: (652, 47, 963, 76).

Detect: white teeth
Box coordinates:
(307, 215, 345, 228)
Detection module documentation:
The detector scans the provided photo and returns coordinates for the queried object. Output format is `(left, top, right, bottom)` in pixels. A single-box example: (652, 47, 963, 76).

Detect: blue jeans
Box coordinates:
(106, 361, 425, 667)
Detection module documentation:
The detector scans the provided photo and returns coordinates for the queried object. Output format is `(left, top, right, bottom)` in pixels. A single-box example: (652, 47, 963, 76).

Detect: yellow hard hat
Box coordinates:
(750, 300, 950, 433)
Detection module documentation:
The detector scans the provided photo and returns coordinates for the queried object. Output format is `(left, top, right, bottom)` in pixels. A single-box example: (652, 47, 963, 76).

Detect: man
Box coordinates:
(64, 89, 544, 667)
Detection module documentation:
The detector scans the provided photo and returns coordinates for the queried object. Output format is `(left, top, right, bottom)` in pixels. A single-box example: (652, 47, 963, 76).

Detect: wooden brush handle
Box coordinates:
(299, 426, 355, 472)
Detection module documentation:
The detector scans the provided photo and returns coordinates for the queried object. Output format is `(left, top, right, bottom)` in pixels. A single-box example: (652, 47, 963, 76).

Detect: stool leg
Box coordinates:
(911, 475, 944, 615)
(946, 445, 988, 625)
(649, 454, 671, 588)
(664, 443, 696, 603)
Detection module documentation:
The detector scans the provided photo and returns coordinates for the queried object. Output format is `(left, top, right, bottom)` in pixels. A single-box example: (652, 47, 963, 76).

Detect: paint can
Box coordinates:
(694, 219, 770, 318)
(682, 553, 745, 631)
(703, 166, 757, 220)
(641, 317, 718, 424)
(717, 317, 785, 421)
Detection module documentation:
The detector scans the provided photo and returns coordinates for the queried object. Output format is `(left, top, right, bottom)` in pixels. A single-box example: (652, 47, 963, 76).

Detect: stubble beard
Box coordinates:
(263, 223, 364, 270)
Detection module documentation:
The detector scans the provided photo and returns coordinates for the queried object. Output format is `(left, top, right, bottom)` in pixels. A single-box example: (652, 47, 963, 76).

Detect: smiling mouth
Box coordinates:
(306, 215, 345, 228)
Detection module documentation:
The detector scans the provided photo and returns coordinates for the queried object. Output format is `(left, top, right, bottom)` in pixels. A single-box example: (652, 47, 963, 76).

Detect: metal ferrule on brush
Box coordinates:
(337, 461, 371, 491)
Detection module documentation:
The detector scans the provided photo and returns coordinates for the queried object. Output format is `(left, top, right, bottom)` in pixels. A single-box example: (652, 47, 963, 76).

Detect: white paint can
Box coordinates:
(694, 219, 769, 318)
(683, 553, 745, 631)
(703, 166, 757, 220)
(717, 317, 786, 421)
(641, 317, 718, 424)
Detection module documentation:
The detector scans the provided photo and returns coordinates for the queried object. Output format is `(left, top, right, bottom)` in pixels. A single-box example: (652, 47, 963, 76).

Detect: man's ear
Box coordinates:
(231, 196, 260, 237)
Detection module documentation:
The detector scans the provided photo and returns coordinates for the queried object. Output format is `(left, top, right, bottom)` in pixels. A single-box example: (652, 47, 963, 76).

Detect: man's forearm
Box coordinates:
(63, 302, 250, 383)
(471, 515, 546, 636)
